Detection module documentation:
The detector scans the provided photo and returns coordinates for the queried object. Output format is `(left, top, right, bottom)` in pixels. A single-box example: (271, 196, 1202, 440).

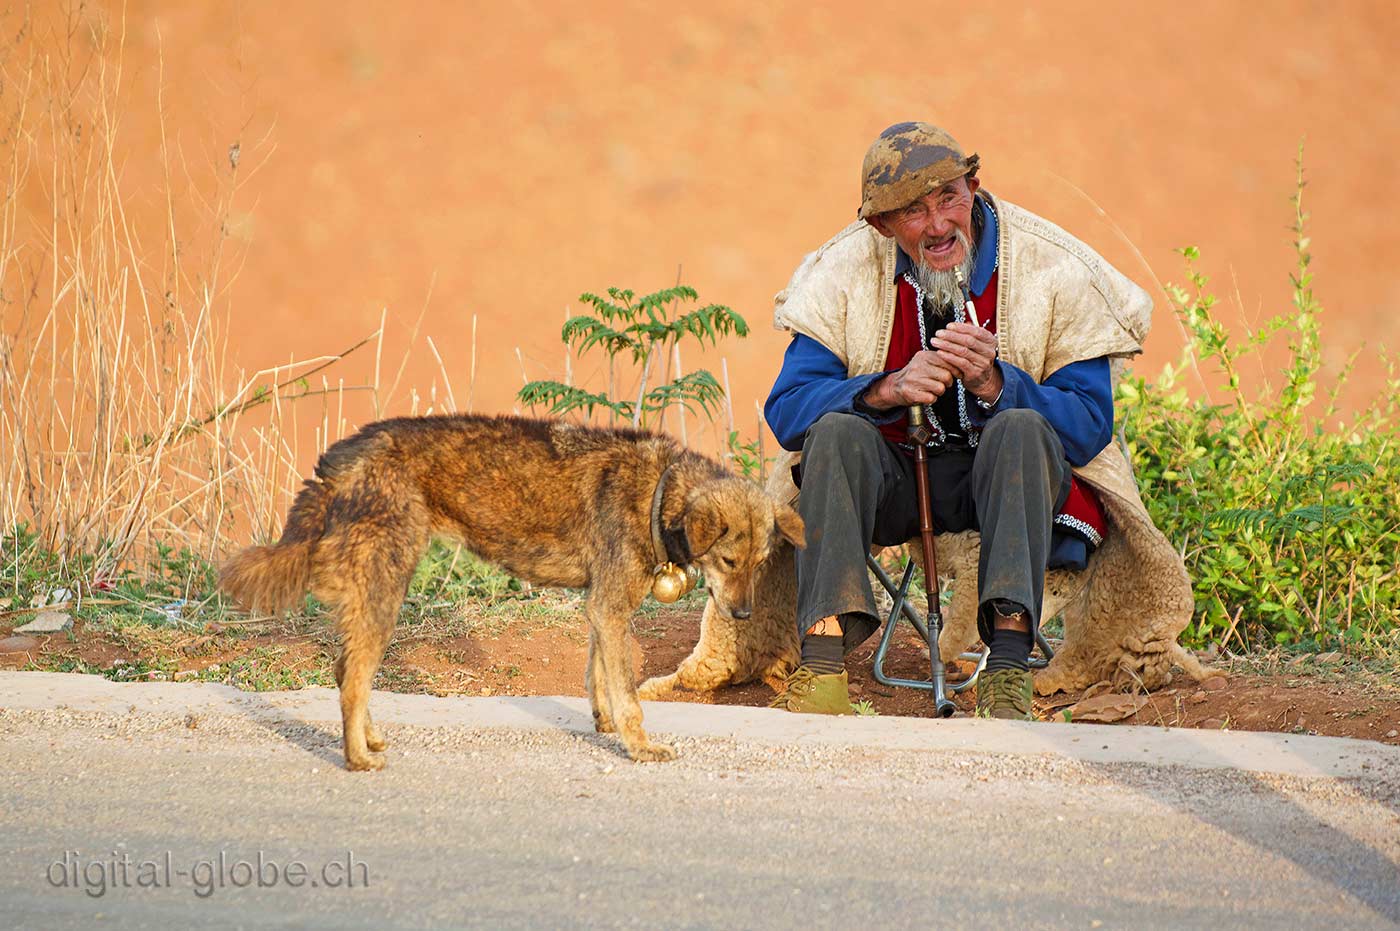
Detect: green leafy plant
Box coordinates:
(725, 429, 774, 481)
(1118, 148, 1399, 654)
(406, 541, 522, 608)
(517, 285, 748, 429)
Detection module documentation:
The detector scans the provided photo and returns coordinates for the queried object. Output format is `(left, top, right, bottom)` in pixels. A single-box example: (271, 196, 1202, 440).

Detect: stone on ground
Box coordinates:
(13, 612, 72, 634)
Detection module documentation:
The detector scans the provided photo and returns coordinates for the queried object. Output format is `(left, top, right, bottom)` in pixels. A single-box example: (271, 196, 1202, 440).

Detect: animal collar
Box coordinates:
(650, 463, 691, 568)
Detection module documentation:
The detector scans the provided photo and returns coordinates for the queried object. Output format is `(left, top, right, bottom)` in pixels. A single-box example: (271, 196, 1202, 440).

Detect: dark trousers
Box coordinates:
(794, 409, 1072, 651)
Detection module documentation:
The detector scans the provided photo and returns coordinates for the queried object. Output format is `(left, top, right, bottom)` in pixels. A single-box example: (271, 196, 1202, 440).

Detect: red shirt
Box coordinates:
(875, 269, 1107, 548)
(878, 271, 1000, 447)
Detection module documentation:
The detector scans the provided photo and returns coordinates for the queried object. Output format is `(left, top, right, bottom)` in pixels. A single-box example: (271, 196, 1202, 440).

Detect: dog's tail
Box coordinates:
(222, 428, 396, 612)
(220, 477, 332, 614)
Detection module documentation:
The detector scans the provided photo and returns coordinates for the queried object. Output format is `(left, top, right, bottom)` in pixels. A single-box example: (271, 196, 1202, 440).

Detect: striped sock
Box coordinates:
(800, 634, 845, 675)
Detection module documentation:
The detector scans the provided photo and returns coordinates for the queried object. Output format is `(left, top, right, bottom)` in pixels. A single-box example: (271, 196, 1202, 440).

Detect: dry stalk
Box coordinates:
(0, 15, 425, 576)
(673, 343, 687, 446)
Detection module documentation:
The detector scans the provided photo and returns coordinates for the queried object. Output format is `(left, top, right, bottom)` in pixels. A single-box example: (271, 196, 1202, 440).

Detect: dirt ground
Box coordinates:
(4, 608, 1397, 748)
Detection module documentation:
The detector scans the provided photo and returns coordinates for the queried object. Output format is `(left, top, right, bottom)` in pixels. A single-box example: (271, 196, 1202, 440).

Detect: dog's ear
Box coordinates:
(683, 495, 727, 557)
(774, 503, 806, 549)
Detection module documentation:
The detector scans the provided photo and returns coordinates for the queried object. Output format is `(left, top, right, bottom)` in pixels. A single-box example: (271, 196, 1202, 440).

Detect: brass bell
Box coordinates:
(683, 564, 702, 593)
(651, 562, 688, 603)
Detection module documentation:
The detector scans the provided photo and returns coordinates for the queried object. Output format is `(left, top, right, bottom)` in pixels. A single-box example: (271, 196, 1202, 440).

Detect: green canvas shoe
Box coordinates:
(975, 668, 1035, 721)
(770, 667, 854, 715)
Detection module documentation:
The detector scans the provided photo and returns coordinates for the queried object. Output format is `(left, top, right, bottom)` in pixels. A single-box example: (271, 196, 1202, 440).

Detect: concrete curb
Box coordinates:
(3, 670, 1396, 780)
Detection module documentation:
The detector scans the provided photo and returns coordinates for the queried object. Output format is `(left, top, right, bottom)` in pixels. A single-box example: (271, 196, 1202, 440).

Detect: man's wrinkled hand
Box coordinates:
(930, 322, 1001, 400)
(864, 350, 955, 409)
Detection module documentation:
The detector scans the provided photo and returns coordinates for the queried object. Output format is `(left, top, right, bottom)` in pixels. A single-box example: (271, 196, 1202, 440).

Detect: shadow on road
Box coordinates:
(239, 691, 344, 767)
(1092, 737, 1400, 925)
(212, 680, 1399, 921)
(514, 695, 639, 761)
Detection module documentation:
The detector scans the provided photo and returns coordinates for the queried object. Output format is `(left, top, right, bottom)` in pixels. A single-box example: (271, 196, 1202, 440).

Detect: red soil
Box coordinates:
(4, 609, 1398, 747)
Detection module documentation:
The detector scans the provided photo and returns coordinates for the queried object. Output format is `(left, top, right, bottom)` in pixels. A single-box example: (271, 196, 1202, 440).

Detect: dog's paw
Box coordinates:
(636, 676, 672, 701)
(344, 752, 386, 772)
(593, 711, 616, 734)
(627, 741, 677, 763)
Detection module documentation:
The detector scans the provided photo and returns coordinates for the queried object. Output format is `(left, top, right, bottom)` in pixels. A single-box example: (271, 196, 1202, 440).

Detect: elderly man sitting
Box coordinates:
(764, 122, 1191, 719)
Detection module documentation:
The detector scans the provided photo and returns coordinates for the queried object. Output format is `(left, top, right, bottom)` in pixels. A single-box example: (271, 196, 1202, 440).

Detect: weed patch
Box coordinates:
(1120, 151, 1398, 654)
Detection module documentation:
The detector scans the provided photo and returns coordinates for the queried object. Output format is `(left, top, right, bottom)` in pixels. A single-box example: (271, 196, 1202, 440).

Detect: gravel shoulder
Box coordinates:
(3, 670, 1398, 780)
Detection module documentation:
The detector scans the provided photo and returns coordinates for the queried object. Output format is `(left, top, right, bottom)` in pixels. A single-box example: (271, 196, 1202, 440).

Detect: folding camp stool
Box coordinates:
(864, 551, 1055, 715)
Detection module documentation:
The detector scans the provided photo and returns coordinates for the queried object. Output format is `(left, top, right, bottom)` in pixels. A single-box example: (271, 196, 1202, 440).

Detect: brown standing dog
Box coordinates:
(220, 413, 805, 771)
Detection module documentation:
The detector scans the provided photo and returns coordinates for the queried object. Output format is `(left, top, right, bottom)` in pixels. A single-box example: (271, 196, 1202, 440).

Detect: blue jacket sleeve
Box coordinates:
(764, 335, 897, 451)
(968, 357, 1114, 467)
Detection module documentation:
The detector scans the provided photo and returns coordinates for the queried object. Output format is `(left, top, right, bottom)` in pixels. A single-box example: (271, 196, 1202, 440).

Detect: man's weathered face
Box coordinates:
(870, 175, 980, 272)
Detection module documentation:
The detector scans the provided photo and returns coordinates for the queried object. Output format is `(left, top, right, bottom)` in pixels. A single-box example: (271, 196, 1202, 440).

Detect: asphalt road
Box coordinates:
(2, 674, 1398, 930)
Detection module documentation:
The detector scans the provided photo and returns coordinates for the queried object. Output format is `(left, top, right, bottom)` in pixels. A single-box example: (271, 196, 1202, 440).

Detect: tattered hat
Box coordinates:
(858, 122, 980, 220)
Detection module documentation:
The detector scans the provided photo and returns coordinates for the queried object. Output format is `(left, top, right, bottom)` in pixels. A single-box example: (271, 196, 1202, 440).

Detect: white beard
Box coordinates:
(911, 227, 976, 312)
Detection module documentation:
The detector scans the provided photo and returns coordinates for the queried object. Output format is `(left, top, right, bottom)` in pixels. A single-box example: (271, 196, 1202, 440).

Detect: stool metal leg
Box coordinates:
(866, 553, 1056, 704)
(867, 553, 927, 641)
(870, 559, 928, 692)
(867, 554, 956, 715)
(949, 649, 989, 694)
(947, 626, 1056, 695)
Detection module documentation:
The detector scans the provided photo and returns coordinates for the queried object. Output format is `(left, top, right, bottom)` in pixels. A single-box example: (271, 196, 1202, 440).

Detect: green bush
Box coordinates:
(1118, 152, 1399, 653)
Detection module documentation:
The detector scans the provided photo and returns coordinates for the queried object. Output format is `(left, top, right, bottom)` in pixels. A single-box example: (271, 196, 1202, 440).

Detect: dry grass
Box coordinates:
(0, 9, 462, 586)
(3, 9, 285, 574)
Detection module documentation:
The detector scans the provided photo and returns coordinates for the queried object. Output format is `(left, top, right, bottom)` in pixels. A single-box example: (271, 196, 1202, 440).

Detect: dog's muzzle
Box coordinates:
(707, 590, 751, 621)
